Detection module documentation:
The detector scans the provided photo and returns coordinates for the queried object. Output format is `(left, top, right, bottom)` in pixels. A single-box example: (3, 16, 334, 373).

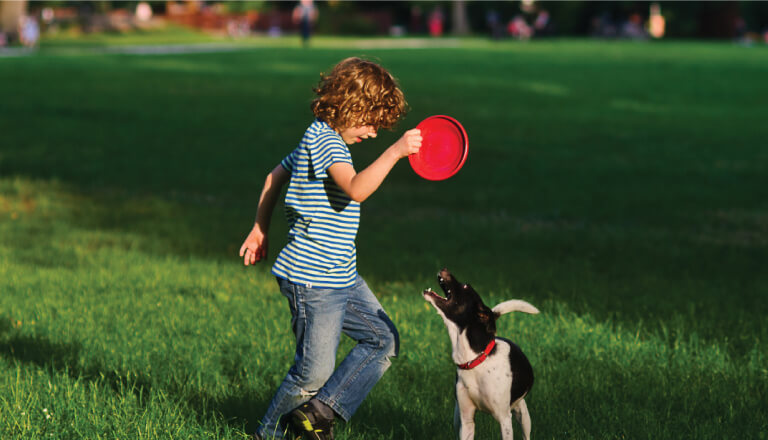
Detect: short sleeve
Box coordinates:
(280, 147, 299, 174)
(308, 133, 352, 179)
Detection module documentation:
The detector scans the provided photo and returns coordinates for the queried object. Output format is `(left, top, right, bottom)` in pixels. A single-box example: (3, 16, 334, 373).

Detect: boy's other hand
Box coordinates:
(240, 227, 268, 265)
(394, 128, 422, 159)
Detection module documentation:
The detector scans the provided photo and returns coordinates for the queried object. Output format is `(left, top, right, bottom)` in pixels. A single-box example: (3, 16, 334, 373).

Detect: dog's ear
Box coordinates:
(492, 300, 540, 316)
(477, 308, 497, 334)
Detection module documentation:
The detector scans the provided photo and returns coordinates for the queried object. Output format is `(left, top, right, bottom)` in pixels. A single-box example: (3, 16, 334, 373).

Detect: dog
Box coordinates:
(423, 268, 539, 440)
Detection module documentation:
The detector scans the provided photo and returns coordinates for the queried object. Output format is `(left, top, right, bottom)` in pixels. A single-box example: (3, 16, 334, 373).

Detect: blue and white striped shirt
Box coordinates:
(271, 119, 360, 288)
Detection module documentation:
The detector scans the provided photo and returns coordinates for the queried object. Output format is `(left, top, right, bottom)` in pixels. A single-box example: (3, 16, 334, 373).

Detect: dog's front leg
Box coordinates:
(497, 414, 515, 440)
(455, 383, 476, 440)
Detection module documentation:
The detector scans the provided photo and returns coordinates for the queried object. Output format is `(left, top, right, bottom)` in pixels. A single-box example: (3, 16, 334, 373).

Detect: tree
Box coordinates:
(1, 0, 28, 39)
(452, 0, 469, 35)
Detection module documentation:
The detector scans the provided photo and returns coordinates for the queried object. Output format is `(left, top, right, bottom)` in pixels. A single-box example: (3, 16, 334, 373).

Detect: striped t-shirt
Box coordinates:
(271, 119, 360, 289)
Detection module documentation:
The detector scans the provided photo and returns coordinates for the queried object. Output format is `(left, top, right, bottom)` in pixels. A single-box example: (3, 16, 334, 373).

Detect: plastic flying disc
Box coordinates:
(409, 115, 468, 181)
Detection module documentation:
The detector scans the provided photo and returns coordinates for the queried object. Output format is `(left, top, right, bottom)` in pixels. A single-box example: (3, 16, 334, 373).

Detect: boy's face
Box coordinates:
(339, 125, 377, 145)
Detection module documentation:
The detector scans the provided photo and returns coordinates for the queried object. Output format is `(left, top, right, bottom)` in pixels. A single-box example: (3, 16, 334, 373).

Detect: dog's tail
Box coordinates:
(492, 300, 540, 316)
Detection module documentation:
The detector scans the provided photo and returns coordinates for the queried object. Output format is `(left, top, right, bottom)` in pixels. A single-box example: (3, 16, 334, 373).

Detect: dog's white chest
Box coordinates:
(457, 342, 514, 412)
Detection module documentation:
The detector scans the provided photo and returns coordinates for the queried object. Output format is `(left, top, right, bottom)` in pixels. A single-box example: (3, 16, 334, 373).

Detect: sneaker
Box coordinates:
(287, 399, 335, 440)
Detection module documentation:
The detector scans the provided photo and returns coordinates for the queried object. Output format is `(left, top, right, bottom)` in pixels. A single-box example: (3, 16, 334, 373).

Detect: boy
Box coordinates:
(240, 57, 422, 439)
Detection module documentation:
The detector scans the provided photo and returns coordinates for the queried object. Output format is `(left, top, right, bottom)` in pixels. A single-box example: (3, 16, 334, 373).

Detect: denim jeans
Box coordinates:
(256, 275, 400, 439)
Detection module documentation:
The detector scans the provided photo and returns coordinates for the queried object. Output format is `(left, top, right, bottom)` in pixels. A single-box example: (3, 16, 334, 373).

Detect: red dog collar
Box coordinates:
(457, 339, 496, 370)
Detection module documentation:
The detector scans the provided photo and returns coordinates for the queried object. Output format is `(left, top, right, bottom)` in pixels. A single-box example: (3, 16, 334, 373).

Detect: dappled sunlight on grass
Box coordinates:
(518, 80, 571, 97)
(3, 177, 766, 438)
(40, 24, 229, 48)
(129, 56, 240, 74)
(610, 98, 669, 114)
(2, 233, 764, 438)
(2, 40, 767, 438)
(0, 178, 237, 262)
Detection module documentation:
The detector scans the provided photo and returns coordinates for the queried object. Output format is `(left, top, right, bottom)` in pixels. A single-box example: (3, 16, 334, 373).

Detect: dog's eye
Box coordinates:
(463, 284, 469, 290)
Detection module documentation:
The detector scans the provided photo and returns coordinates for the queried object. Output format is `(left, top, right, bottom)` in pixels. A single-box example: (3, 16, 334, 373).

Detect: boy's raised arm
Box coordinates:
(329, 128, 421, 203)
(240, 164, 291, 265)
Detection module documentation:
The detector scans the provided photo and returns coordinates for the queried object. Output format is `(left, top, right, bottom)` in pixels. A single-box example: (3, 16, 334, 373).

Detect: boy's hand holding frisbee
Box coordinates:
(409, 115, 468, 181)
(392, 128, 423, 158)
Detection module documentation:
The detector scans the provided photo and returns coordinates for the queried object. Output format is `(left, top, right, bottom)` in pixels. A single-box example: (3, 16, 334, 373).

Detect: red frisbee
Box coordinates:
(409, 115, 468, 181)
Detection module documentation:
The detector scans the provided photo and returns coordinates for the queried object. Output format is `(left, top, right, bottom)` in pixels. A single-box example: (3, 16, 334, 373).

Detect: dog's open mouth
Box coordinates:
(423, 269, 455, 303)
(423, 287, 449, 302)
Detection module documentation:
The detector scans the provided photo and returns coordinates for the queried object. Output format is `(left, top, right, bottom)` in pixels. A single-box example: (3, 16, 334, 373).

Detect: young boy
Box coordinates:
(240, 57, 422, 440)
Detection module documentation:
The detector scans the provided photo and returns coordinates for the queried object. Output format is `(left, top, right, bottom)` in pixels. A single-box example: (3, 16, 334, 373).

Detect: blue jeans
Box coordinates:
(256, 275, 400, 439)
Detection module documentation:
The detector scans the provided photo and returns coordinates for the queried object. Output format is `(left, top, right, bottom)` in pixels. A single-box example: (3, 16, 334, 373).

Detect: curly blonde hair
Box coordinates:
(311, 57, 408, 131)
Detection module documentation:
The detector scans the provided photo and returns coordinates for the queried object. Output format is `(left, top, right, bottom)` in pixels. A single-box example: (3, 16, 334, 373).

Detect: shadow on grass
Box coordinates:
(3, 314, 768, 439)
(3, 176, 767, 359)
(2, 44, 768, 363)
(0, 323, 269, 435)
(0, 321, 447, 438)
(0, 325, 151, 401)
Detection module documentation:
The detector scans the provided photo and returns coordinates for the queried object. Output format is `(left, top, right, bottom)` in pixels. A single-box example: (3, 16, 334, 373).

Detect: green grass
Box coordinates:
(1, 35, 767, 439)
(38, 24, 232, 47)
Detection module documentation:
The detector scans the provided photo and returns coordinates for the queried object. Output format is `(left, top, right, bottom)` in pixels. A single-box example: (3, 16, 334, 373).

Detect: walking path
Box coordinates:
(0, 47, 37, 58)
(99, 42, 250, 55)
(0, 38, 465, 58)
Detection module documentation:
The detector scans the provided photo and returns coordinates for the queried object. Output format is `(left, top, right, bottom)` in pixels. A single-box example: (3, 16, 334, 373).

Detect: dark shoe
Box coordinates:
(287, 399, 335, 440)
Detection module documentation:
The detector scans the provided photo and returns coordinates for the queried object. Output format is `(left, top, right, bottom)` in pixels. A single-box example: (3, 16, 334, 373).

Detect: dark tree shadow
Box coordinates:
(0, 322, 271, 435)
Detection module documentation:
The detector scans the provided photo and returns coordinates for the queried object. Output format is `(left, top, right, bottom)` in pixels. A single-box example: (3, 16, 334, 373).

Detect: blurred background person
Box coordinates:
(621, 12, 648, 40)
(292, 0, 317, 47)
(409, 5, 424, 35)
(428, 6, 443, 37)
(486, 9, 503, 40)
(649, 3, 665, 39)
(533, 9, 552, 37)
(18, 14, 39, 48)
(135, 2, 153, 23)
(508, 14, 532, 40)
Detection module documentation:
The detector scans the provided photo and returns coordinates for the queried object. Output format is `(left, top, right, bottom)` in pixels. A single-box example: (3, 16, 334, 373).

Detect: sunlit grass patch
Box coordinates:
(1, 40, 767, 438)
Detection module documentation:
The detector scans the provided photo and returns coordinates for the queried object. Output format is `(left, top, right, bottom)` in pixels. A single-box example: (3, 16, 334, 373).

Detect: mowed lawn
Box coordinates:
(1, 37, 767, 439)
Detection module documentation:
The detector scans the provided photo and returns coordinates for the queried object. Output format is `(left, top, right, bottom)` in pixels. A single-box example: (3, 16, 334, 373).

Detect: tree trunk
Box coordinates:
(1, 0, 28, 38)
(452, 0, 470, 35)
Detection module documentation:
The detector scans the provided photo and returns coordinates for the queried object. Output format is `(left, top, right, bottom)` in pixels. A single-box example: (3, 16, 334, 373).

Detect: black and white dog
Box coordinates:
(423, 268, 539, 440)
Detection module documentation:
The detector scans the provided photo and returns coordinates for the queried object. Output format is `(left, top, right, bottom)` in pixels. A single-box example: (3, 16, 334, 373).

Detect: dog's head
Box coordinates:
(423, 268, 498, 352)
(423, 268, 541, 354)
